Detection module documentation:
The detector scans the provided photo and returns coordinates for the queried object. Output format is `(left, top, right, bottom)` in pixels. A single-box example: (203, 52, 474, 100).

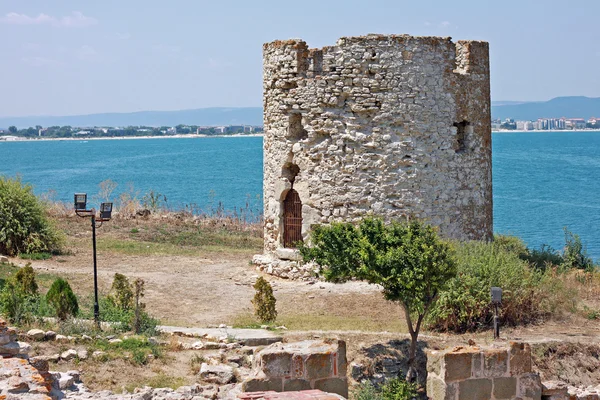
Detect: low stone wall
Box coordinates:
(242, 340, 348, 398)
(426, 342, 542, 400)
(238, 389, 345, 399)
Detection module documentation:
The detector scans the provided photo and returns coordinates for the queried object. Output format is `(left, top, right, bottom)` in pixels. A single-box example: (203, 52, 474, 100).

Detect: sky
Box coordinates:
(1, 0, 599, 117)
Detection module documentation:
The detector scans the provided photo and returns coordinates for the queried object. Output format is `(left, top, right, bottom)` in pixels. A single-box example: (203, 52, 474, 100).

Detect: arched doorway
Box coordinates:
(282, 189, 303, 248)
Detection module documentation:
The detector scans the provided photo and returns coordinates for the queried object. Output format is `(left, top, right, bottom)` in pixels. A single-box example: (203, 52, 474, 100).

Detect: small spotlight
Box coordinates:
(100, 202, 113, 220)
(74, 193, 87, 211)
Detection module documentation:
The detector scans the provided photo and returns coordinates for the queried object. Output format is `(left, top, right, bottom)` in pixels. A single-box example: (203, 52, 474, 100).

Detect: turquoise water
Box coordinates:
(1, 132, 599, 260)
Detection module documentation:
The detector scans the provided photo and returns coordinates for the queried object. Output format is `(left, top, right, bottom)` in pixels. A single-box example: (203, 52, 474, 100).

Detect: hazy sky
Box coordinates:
(1, 0, 598, 117)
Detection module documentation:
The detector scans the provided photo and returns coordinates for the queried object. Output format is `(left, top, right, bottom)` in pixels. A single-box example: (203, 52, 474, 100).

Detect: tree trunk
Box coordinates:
(406, 330, 418, 382)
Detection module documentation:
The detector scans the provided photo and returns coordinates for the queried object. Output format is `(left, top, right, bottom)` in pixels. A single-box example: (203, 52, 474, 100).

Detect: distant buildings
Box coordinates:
(493, 117, 600, 131)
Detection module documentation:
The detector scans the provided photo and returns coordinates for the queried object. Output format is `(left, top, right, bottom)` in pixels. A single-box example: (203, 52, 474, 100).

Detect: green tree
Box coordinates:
(300, 218, 456, 379)
(0, 176, 63, 256)
(8, 126, 17, 134)
(108, 273, 134, 311)
(0, 265, 40, 324)
(14, 264, 38, 295)
(46, 278, 78, 320)
(252, 277, 277, 323)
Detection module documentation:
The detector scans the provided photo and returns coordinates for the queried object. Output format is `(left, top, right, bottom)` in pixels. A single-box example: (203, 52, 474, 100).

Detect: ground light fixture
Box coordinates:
(74, 193, 113, 329)
(491, 286, 503, 339)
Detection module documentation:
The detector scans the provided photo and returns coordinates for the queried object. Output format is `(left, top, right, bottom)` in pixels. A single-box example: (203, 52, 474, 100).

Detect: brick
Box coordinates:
(283, 379, 312, 391)
(509, 342, 532, 375)
(444, 351, 475, 382)
(426, 377, 458, 400)
(427, 350, 444, 376)
(458, 378, 492, 400)
(313, 377, 348, 398)
(261, 351, 292, 378)
(493, 377, 517, 399)
(305, 353, 333, 380)
(518, 373, 542, 400)
(483, 349, 508, 377)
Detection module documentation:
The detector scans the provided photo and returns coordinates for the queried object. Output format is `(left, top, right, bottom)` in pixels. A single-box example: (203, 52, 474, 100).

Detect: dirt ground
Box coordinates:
(8, 214, 600, 392)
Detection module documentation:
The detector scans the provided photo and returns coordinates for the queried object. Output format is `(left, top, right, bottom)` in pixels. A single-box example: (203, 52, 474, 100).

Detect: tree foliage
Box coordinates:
(0, 264, 40, 324)
(46, 278, 78, 320)
(252, 277, 277, 323)
(300, 218, 456, 378)
(0, 176, 63, 256)
(108, 273, 134, 311)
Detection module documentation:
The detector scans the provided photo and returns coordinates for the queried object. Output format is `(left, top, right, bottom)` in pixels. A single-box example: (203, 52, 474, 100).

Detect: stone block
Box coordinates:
(427, 377, 458, 400)
(305, 353, 333, 380)
(313, 377, 349, 398)
(336, 340, 347, 377)
(483, 349, 508, 377)
(242, 374, 283, 392)
(444, 349, 477, 382)
(542, 380, 569, 400)
(518, 373, 542, 400)
(283, 378, 312, 391)
(458, 378, 492, 400)
(493, 377, 517, 399)
(510, 342, 532, 375)
(261, 351, 292, 378)
(427, 350, 443, 376)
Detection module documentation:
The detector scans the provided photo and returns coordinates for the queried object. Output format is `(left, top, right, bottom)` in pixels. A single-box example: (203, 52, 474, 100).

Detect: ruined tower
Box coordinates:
(256, 34, 492, 279)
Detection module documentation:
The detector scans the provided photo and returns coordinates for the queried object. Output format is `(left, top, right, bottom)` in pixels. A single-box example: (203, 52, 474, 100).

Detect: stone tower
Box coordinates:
(256, 34, 492, 278)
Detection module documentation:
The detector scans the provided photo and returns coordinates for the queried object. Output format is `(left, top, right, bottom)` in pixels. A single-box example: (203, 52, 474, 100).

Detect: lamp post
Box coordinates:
(74, 193, 112, 329)
(491, 286, 502, 339)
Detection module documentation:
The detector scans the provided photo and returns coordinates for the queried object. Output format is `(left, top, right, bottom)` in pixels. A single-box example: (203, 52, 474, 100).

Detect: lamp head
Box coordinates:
(100, 202, 113, 220)
(74, 193, 87, 211)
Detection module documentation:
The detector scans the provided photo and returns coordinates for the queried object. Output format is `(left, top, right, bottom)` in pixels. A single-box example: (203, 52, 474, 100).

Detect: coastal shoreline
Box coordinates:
(0, 133, 264, 142)
(492, 129, 600, 133)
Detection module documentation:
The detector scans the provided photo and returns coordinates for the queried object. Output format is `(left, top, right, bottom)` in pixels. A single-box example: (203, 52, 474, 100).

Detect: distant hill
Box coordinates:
(0, 107, 263, 129)
(492, 96, 600, 120)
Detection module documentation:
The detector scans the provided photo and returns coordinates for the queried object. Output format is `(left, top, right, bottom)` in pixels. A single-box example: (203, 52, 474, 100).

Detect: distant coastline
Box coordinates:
(0, 133, 264, 142)
(492, 129, 600, 133)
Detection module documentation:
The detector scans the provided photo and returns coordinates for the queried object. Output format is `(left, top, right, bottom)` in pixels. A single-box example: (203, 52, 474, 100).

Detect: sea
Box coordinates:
(1, 132, 599, 261)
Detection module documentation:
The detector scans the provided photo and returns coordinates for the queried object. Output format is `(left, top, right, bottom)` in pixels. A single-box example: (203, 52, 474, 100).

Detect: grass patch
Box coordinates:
(232, 313, 407, 332)
(19, 252, 53, 260)
(90, 337, 162, 366)
(124, 373, 187, 393)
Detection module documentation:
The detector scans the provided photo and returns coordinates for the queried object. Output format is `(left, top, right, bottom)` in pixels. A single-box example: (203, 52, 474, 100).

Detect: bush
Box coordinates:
(0, 176, 63, 256)
(46, 278, 78, 320)
(252, 277, 277, 323)
(0, 264, 40, 324)
(563, 228, 594, 270)
(353, 378, 418, 400)
(108, 273, 134, 311)
(428, 240, 575, 332)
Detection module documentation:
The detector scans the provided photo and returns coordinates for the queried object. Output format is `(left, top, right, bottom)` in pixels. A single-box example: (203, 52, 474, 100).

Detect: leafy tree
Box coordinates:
(108, 273, 134, 311)
(300, 218, 456, 379)
(0, 264, 40, 324)
(14, 264, 38, 295)
(0, 176, 63, 256)
(46, 278, 78, 320)
(563, 227, 594, 270)
(8, 126, 17, 134)
(252, 277, 277, 323)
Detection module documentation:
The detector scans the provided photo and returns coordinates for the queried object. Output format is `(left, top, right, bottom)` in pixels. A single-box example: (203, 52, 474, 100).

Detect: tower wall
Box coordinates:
(262, 34, 492, 257)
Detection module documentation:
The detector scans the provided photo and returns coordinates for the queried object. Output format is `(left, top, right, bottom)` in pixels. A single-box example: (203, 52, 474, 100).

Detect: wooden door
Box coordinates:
(283, 189, 303, 248)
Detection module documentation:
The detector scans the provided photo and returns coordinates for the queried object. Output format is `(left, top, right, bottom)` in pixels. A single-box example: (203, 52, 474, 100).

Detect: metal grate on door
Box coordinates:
(283, 189, 303, 248)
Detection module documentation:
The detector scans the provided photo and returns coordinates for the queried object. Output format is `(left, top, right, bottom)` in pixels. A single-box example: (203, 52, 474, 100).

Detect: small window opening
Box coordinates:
(282, 162, 300, 184)
(288, 114, 308, 140)
(453, 120, 472, 153)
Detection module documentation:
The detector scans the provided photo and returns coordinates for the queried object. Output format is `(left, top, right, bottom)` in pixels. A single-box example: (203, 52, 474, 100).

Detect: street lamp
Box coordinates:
(74, 193, 113, 329)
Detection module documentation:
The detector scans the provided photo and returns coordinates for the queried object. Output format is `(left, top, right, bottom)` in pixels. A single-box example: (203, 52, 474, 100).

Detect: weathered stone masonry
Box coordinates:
(259, 34, 492, 270)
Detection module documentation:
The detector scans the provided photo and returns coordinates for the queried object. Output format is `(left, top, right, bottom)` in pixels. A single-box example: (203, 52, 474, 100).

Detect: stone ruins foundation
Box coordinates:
(255, 34, 492, 277)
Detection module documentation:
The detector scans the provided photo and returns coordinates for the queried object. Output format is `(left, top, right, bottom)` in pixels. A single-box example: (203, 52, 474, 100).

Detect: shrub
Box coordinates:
(252, 277, 277, 323)
(46, 278, 78, 320)
(428, 240, 575, 332)
(14, 264, 38, 295)
(0, 264, 40, 324)
(108, 273, 134, 311)
(0, 176, 63, 256)
(353, 378, 418, 400)
(563, 227, 594, 270)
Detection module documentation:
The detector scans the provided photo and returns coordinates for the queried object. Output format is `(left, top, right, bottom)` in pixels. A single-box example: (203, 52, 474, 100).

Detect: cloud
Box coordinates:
(22, 56, 64, 67)
(0, 11, 97, 27)
(77, 45, 98, 60)
(439, 21, 451, 28)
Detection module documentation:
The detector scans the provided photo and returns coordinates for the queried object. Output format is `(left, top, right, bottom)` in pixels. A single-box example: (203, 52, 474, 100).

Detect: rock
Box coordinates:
(275, 248, 302, 261)
(55, 334, 68, 342)
(18, 341, 32, 355)
(66, 370, 81, 383)
(109, 338, 123, 345)
(81, 334, 93, 341)
(61, 349, 78, 361)
(191, 341, 204, 350)
(199, 363, 235, 384)
(351, 362, 365, 381)
(58, 374, 75, 390)
(0, 255, 8, 263)
(77, 349, 89, 360)
(203, 342, 220, 350)
(45, 330, 57, 341)
(92, 350, 107, 360)
(218, 324, 227, 329)
(27, 329, 46, 341)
